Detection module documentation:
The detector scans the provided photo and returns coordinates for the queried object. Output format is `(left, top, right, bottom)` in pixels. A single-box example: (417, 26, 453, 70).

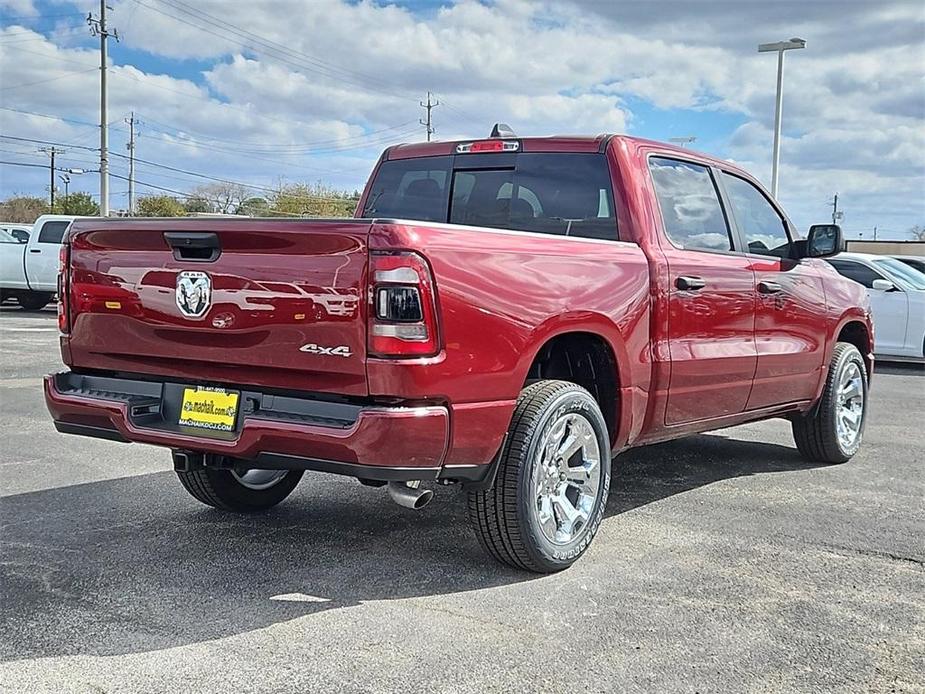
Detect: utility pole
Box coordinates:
(830, 192, 839, 224)
(39, 146, 64, 212)
(419, 91, 439, 142)
(88, 2, 118, 217)
(873, 226, 878, 241)
(125, 111, 136, 215)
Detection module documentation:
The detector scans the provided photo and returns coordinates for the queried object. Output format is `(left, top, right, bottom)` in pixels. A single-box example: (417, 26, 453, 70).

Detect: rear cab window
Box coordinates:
(37, 221, 69, 244)
(363, 151, 618, 241)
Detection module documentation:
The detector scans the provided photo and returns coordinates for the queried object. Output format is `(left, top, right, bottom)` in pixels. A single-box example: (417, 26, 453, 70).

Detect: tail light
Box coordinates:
(57, 244, 70, 334)
(368, 251, 440, 357)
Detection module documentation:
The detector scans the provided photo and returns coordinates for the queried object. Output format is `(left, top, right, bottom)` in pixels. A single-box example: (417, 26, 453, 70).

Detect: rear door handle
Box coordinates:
(676, 276, 706, 291)
(757, 280, 783, 294)
(29, 248, 41, 253)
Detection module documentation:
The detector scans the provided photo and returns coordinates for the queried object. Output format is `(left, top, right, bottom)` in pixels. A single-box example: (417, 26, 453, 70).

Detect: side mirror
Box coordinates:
(805, 224, 844, 258)
(871, 279, 896, 292)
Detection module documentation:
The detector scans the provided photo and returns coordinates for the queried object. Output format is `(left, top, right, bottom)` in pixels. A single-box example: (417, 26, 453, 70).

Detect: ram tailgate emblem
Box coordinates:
(299, 343, 352, 358)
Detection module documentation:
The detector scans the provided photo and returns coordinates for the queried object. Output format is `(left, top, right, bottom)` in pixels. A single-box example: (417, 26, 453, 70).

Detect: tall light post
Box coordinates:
(57, 169, 87, 213)
(758, 37, 805, 199)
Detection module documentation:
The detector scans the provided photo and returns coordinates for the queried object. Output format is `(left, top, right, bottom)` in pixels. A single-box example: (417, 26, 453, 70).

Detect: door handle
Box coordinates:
(28, 249, 41, 253)
(757, 280, 783, 294)
(676, 276, 706, 291)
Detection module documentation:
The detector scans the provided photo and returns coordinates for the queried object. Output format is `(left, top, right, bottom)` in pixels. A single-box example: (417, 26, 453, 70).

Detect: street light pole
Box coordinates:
(758, 38, 806, 199)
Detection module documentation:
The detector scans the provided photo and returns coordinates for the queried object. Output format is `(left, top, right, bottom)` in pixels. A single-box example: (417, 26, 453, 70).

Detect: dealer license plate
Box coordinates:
(179, 386, 240, 432)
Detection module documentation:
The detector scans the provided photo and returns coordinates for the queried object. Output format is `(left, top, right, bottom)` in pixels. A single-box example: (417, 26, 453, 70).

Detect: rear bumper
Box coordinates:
(44, 372, 458, 482)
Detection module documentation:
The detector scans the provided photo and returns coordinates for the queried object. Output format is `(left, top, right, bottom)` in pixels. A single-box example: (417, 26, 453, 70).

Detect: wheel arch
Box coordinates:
(833, 314, 874, 378)
(519, 318, 630, 449)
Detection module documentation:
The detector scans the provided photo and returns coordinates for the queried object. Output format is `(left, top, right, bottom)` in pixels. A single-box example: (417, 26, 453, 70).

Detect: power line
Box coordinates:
(0, 134, 99, 151)
(130, 0, 416, 103)
(0, 68, 98, 91)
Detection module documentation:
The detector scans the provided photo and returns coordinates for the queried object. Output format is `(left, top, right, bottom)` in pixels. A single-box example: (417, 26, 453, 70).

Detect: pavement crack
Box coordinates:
(817, 542, 924, 568)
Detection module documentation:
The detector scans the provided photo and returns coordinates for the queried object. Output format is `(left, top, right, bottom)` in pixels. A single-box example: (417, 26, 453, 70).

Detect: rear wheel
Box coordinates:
(468, 380, 611, 573)
(792, 342, 868, 463)
(17, 292, 53, 311)
(176, 465, 303, 511)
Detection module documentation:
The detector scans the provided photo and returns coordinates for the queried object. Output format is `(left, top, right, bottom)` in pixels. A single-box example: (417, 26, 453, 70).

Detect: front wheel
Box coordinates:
(176, 465, 303, 511)
(468, 380, 611, 573)
(791, 342, 868, 464)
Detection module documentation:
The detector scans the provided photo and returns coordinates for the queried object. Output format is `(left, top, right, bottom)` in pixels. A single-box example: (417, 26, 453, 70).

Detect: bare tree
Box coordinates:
(910, 225, 925, 242)
(190, 182, 250, 215)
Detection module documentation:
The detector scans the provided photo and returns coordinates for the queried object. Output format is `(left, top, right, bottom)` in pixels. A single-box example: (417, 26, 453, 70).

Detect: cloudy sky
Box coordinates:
(1, 0, 923, 238)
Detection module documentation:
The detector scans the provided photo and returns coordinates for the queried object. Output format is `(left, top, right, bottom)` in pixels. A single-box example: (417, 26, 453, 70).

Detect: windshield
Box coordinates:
(873, 257, 925, 290)
(363, 152, 618, 241)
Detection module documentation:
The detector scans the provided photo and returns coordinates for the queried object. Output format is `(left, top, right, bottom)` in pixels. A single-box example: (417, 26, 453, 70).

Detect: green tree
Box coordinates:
(136, 195, 186, 217)
(0, 196, 50, 223)
(238, 196, 270, 216)
(183, 196, 213, 214)
(59, 192, 100, 216)
(270, 182, 358, 217)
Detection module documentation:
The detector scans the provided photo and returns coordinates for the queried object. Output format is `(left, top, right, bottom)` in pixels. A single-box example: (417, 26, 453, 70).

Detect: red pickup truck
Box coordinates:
(45, 129, 873, 573)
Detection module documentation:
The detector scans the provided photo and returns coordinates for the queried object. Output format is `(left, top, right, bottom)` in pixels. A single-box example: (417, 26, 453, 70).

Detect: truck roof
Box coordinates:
(385, 133, 732, 169)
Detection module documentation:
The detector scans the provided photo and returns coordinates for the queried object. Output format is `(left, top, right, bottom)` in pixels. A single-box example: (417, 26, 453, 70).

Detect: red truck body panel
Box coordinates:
(45, 134, 873, 482)
(63, 219, 370, 395)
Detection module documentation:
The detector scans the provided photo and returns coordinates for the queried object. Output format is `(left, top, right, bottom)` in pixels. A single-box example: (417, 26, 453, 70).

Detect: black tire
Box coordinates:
(17, 292, 53, 311)
(792, 342, 868, 464)
(176, 466, 303, 511)
(468, 380, 611, 573)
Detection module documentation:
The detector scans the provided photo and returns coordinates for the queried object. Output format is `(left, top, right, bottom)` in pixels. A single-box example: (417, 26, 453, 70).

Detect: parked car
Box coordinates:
(44, 131, 872, 573)
(826, 252, 925, 361)
(892, 255, 925, 275)
(0, 223, 32, 244)
(0, 215, 78, 310)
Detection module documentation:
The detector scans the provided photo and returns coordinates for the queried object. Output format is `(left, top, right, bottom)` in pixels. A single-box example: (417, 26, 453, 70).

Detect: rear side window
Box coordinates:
(649, 158, 732, 252)
(363, 153, 618, 241)
(37, 221, 69, 244)
(826, 260, 883, 288)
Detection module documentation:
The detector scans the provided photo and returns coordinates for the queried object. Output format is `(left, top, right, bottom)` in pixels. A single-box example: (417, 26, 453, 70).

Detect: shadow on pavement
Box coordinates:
(1, 433, 824, 660)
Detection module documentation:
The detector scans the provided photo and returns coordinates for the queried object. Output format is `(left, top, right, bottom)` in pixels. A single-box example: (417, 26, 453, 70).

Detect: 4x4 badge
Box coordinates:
(176, 270, 211, 318)
(299, 343, 352, 358)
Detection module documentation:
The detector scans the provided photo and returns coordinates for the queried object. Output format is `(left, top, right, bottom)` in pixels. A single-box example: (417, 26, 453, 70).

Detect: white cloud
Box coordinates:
(0, 0, 922, 237)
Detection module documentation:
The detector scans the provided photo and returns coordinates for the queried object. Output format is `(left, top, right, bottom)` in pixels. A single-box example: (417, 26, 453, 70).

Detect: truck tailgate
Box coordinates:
(65, 219, 371, 396)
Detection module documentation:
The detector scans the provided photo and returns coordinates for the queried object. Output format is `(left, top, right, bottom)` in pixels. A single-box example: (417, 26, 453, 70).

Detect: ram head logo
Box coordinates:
(176, 270, 211, 318)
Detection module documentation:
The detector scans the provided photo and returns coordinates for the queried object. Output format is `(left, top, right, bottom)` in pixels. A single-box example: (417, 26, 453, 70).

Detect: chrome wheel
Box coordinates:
(531, 412, 603, 546)
(231, 469, 288, 491)
(835, 361, 864, 449)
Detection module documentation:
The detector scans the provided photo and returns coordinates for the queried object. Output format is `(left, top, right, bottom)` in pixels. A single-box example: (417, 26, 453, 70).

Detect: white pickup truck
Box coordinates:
(0, 215, 77, 310)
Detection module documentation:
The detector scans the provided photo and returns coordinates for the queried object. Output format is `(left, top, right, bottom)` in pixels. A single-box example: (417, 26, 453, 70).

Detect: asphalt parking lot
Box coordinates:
(0, 306, 922, 693)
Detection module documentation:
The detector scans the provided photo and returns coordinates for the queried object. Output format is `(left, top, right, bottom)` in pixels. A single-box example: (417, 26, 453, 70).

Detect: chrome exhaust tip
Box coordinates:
(387, 481, 434, 510)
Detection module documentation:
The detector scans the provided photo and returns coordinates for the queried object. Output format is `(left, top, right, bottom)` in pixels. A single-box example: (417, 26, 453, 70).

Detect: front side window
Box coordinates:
(721, 173, 790, 258)
(649, 157, 732, 252)
(826, 260, 884, 288)
(37, 221, 69, 244)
